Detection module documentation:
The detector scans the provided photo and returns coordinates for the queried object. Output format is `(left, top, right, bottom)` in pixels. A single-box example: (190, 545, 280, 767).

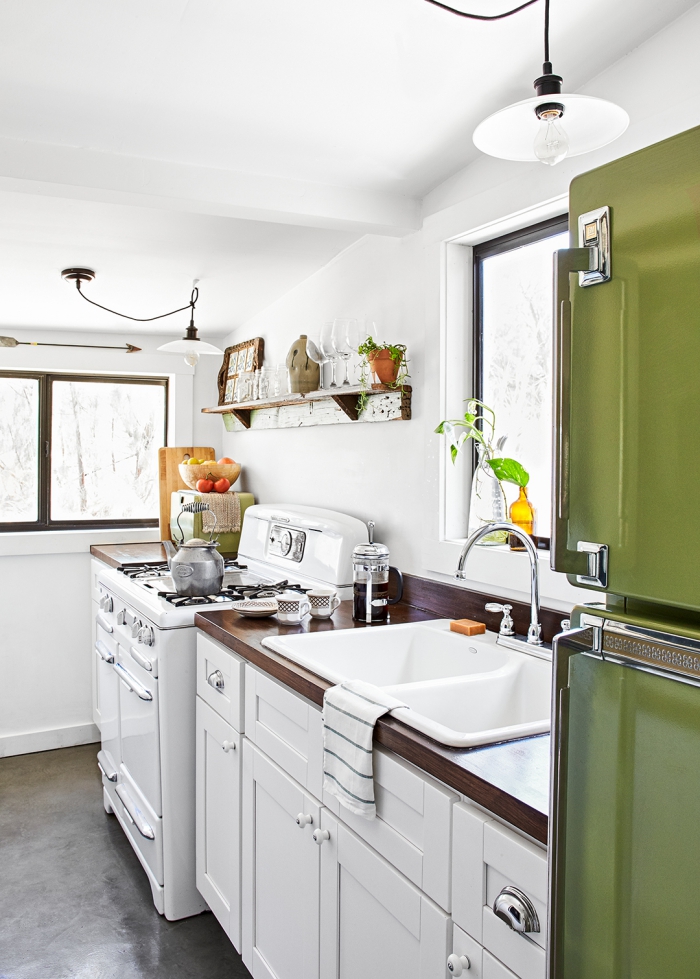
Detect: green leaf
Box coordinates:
(488, 457, 529, 487)
(450, 444, 459, 464)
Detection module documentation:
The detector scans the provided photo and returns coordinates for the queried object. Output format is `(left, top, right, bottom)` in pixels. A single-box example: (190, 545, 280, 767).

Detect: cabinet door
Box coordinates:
(242, 740, 321, 979)
(319, 811, 451, 979)
(196, 697, 241, 950)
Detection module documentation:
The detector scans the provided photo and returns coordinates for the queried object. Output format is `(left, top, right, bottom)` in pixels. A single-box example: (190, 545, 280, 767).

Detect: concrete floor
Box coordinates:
(0, 744, 251, 979)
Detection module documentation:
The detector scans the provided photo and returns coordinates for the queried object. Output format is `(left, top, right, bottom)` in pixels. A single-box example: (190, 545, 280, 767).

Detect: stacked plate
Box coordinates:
(230, 598, 278, 618)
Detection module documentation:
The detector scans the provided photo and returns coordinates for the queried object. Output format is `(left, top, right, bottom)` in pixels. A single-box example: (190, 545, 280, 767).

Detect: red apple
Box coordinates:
(214, 477, 231, 494)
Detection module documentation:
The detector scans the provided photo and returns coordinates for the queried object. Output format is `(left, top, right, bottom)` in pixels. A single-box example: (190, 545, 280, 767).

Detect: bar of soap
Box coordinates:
(450, 618, 486, 637)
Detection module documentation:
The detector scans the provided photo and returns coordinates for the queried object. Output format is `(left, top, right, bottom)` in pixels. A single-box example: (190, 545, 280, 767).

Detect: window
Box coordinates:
(0, 372, 168, 531)
(474, 216, 568, 540)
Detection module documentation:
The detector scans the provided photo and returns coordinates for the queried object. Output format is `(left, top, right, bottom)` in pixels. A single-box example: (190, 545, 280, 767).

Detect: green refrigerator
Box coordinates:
(549, 125, 700, 977)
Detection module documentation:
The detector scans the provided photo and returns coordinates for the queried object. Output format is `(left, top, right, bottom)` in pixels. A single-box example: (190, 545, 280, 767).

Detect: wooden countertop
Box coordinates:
(90, 541, 169, 569)
(195, 602, 550, 844)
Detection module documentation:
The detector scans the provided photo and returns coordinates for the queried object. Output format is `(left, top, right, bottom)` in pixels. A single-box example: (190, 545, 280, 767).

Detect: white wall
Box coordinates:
(0, 329, 223, 755)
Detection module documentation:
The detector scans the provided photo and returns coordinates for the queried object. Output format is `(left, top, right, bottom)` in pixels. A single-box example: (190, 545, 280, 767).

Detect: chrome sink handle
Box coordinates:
(493, 885, 540, 935)
(485, 602, 515, 636)
(457, 523, 542, 645)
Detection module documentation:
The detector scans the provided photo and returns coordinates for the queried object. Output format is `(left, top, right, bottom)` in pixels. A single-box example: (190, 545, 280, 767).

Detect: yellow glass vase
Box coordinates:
(509, 486, 535, 550)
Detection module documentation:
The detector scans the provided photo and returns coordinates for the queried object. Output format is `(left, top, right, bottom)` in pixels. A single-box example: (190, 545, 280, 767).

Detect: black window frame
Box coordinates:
(0, 371, 168, 533)
(472, 214, 569, 549)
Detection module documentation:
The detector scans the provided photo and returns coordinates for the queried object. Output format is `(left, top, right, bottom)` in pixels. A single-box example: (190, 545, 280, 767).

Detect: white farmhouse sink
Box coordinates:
(262, 619, 551, 748)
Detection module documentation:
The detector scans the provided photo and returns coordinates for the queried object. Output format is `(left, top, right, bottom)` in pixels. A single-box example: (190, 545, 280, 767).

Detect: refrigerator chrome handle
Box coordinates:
(551, 246, 602, 579)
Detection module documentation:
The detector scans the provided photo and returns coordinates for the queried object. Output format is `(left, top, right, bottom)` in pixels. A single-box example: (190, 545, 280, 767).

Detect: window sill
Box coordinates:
(422, 538, 595, 614)
(0, 526, 160, 558)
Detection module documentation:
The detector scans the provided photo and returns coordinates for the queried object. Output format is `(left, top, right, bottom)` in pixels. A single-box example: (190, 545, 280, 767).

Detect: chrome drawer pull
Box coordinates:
(97, 750, 117, 782)
(114, 663, 153, 702)
(207, 670, 225, 691)
(96, 613, 113, 634)
(493, 886, 540, 934)
(115, 784, 156, 840)
(95, 640, 114, 664)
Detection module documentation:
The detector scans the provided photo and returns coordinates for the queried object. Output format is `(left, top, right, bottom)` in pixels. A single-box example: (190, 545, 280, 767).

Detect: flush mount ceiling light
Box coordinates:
(425, 0, 629, 166)
(60, 268, 222, 367)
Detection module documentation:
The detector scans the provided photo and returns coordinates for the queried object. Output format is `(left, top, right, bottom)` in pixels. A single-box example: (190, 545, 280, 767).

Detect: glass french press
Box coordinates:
(352, 521, 404, 623)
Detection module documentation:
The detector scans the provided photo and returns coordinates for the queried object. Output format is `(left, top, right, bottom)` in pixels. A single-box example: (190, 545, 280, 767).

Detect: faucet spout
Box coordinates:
(455, 522, 542, 645)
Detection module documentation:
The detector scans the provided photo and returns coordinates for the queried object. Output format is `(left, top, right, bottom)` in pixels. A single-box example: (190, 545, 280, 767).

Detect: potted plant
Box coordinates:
(435, 400, 532, 545)
(356, 336, 409, 414)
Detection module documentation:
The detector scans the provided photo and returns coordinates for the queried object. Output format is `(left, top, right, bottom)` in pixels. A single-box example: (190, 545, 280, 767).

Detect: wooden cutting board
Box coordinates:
(158, 446, 215, 540)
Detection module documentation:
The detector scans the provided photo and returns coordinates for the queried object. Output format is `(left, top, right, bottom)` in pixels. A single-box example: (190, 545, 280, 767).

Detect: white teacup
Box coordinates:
(276, 591, 311, 624)
(307, 588, 341, 619)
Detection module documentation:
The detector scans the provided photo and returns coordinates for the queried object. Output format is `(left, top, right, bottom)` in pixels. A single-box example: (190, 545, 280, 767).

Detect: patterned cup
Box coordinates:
(276, 591, 311, 624)
(307, 588, 341, 619)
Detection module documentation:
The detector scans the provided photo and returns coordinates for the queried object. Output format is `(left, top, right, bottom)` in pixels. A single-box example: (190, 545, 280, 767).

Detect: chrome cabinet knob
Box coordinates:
(207, 670, 225, 691)
(447, 954, 470, 975)
(493, 886, 540, 935)
(295, 813, 313, 827)
(312, 828, 330, 845)
(222, 741, 235, 752)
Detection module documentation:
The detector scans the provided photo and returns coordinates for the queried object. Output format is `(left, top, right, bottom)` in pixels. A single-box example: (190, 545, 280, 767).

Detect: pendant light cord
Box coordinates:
(73, 280, 198, 323)
(543, 0, 550, 65)
(423, 0, 539, 22)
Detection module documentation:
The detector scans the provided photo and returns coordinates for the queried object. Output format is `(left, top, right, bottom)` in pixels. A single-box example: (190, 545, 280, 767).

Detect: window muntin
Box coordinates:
(0, 372, 167, 531)
(475, 217, 568, 540)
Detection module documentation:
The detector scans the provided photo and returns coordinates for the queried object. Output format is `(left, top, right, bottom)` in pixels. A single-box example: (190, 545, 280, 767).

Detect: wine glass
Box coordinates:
(332, 318, 357, 386)
(305, 336, 327, 390)
(320, 322, 338, 388)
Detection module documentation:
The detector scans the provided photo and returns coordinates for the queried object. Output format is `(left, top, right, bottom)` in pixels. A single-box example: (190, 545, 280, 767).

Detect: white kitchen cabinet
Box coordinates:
(245, 665, 323, 799)
(197, 633, 245, 730)
(242, 740, 321, 979)
(196, 697, 241, 950)
(319, 810, 452, 979)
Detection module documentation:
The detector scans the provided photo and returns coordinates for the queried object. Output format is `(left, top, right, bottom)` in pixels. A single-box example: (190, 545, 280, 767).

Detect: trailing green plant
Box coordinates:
(356, 336, 410, 415)
(435, 399, 529, 486)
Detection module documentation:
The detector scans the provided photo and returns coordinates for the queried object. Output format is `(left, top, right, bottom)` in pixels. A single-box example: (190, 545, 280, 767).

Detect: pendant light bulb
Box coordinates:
(533, 105, 569, 166)
(184, 349, 200, 368)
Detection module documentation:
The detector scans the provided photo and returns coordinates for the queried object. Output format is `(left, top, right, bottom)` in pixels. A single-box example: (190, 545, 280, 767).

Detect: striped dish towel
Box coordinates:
(322, 680, 406, 820)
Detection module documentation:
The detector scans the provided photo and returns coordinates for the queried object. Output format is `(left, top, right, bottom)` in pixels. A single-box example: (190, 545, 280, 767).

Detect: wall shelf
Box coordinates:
(201, 384, 411, 432)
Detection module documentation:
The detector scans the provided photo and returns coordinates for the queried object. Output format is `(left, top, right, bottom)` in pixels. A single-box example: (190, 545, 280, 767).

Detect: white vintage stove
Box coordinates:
(92, 504, 367, 920)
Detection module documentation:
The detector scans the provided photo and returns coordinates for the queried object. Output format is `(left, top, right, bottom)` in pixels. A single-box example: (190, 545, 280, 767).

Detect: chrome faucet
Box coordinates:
(455, 522, 542, 645)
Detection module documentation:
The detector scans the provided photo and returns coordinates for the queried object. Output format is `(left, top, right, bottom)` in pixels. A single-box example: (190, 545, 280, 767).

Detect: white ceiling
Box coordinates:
(0, 192, 356, 335)
(0, 0, 696, 334)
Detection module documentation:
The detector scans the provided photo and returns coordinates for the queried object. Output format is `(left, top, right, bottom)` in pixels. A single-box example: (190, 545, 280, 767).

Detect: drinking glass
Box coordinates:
(332, 318, 357, 386)
(273, 364, 290, 397)
(306, 337, 327, 390)
(320, 322, 339, 388)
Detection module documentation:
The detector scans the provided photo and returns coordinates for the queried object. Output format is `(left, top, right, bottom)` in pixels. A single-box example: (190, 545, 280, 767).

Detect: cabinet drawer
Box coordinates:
(245, 665, 323, 799)
(483, 951, 519, 979)
(323, 747, 457, 911)
(452, 802, 547, 961)
(197, 632, 245, 731)
(451, 924, 484, 979)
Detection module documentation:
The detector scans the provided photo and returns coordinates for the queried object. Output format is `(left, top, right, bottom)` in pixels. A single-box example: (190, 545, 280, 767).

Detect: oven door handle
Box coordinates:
(95, 640, 114, 664)
(114, 662, 153, 702)
(97, 750, 118, 782)
(115, 784, 156, 840)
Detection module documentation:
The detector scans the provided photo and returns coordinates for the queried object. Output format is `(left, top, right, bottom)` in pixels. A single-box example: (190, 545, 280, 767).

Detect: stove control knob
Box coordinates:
(100, 595, 113, 612)
(131, 619, 142, 639)
(117, 609, 127, 626)
(138, 625, 154, 646)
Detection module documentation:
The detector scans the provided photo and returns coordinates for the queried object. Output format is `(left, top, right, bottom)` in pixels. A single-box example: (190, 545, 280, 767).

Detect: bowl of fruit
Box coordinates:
(178, 455, 241, 493)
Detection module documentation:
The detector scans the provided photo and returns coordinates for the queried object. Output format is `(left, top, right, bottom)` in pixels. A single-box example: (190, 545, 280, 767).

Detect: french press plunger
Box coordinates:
(352, 521, 404, 623)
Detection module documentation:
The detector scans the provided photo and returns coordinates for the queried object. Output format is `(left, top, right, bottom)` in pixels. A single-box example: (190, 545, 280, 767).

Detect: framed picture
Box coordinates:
(217, 337, 264, 405)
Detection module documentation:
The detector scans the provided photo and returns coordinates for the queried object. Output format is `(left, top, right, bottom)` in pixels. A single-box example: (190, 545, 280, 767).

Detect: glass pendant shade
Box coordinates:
(157, 337, 223, 368)
(473, 92, 629, 164)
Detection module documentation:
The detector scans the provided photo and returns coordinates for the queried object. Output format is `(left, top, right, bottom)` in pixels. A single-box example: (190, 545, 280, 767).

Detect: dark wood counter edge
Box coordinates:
(195, 609, 549, 845)
(90, 542, 168, 570)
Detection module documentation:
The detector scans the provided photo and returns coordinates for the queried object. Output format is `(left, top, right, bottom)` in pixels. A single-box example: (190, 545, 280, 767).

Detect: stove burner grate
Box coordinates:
(159, 581, 308, 607)
(119, 559, 247, 581)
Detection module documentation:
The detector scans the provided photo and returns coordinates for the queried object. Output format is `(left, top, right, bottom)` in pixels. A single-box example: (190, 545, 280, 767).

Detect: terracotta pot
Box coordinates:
(368, 349, 401, 385)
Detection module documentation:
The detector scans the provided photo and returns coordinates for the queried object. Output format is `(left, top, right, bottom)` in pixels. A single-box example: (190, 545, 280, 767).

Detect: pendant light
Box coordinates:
(61, 269, 222, 367)
(425, 0, 629, 166)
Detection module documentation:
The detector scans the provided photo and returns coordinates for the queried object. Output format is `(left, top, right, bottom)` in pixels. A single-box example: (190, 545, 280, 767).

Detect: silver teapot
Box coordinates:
(162, 502, 225, 597)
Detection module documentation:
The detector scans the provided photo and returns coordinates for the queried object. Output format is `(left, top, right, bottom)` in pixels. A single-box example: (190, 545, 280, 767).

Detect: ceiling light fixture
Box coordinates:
(60, 268, 223, 367)
(425, 0, 629, 166)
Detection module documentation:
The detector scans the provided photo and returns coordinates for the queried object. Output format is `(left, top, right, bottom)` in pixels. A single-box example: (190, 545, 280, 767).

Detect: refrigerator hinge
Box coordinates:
(577, 206, 611, 286)
(576, 541, 608, 589)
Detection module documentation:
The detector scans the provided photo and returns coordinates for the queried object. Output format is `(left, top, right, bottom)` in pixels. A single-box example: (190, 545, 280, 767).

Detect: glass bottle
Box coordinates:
(509, 486, 536, 551)
(468, 446, 508, 545)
